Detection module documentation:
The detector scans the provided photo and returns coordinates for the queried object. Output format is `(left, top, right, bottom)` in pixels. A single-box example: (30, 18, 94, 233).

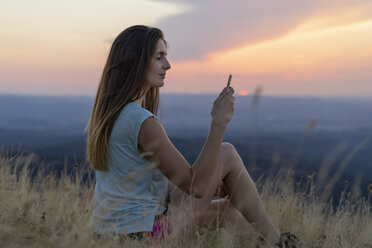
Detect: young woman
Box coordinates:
(86, 25, 297, 247)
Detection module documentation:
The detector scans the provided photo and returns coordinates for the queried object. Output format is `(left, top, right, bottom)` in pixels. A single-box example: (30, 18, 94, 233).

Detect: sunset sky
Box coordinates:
(1, 0, 371, 97)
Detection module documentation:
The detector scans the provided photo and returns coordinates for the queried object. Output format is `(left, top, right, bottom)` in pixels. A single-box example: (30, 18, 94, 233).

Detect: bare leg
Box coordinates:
(221, 143, 280, 243)
(168, 190, 257, 242)
(194, 198, 253, 232)
(168, 142, 279, 243)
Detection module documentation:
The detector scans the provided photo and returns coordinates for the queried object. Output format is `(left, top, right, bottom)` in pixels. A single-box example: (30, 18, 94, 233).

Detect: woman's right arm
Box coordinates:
(138, 87, 235, 198)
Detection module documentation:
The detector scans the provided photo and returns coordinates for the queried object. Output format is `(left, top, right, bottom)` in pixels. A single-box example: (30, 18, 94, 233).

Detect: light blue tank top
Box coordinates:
(90, 102, 168, 234)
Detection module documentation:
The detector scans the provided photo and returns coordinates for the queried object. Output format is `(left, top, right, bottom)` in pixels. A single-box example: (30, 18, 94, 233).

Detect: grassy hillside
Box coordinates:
(0, 150, 371, 247)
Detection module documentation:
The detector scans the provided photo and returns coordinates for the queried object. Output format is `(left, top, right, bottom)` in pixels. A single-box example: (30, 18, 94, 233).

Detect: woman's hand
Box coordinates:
(211, 87, 235, 128)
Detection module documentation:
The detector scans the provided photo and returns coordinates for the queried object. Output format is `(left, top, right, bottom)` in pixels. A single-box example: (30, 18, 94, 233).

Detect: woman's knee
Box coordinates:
(221, 142, 236, 154)
(221, 142, 244, 170)
(221, 142, 238, 162)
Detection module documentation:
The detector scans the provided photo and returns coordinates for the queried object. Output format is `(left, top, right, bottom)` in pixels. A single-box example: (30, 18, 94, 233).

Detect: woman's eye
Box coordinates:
(156, 57, 162, 60)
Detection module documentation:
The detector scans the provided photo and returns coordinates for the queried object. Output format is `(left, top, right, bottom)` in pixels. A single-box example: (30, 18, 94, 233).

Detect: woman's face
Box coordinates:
(145, 39, 171, 89)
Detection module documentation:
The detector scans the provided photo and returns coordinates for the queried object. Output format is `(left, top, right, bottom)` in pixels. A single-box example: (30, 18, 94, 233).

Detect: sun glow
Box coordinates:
(238, 90, 248, 96)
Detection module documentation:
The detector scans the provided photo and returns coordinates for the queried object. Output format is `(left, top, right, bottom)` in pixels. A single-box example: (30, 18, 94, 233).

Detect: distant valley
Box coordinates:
(1, 94, 371, 202)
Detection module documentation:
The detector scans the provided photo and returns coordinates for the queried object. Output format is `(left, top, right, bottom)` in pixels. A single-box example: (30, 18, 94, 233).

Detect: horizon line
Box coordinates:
(0, 92, 371, 101)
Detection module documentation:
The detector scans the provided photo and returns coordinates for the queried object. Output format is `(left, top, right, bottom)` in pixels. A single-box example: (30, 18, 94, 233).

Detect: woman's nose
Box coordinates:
(163, 59, 171, 70)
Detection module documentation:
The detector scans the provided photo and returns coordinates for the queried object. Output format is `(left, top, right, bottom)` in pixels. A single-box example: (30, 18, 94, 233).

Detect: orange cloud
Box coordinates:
(164, 19, 372, 95)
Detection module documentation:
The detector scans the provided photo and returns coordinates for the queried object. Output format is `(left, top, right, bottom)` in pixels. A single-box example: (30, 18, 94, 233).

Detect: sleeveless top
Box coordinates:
(90, 102, 168, 234)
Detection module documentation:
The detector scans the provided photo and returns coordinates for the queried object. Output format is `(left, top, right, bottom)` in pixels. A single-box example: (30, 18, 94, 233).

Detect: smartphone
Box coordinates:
(227, 74, 232, 89)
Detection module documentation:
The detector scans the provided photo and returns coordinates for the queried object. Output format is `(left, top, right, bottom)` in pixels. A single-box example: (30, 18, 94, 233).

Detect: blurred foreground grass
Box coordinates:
(0, 150, 371, 247)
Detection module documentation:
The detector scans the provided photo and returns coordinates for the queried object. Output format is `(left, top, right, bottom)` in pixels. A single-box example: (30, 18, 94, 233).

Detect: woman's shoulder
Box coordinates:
(122, 102, 153, 117)
(116, 102, 156, 127)
(110, 102, 156, 141)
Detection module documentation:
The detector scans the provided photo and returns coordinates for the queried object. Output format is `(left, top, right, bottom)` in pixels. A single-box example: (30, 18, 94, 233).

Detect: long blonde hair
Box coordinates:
(85, 25, 165, 171)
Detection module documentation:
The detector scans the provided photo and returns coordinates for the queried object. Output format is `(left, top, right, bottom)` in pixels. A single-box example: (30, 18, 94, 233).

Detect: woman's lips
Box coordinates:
(160, 74, 166, 79)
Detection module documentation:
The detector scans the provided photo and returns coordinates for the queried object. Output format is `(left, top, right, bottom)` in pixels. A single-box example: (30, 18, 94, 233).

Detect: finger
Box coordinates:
(221, 89, 235, 101)
(222, 89, 234, 100)
(228, 87, 235, 94)
(216, 87, 230, 101)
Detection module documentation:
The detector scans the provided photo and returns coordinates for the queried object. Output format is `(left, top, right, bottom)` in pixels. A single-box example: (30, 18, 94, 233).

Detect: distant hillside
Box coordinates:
(1, 94, 372, 202)
(1, 94, 372, 137)
(1, 130, 371, 204)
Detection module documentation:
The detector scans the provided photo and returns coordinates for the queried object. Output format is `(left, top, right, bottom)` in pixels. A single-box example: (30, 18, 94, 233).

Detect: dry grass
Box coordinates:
(0, 149, 371, 248)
